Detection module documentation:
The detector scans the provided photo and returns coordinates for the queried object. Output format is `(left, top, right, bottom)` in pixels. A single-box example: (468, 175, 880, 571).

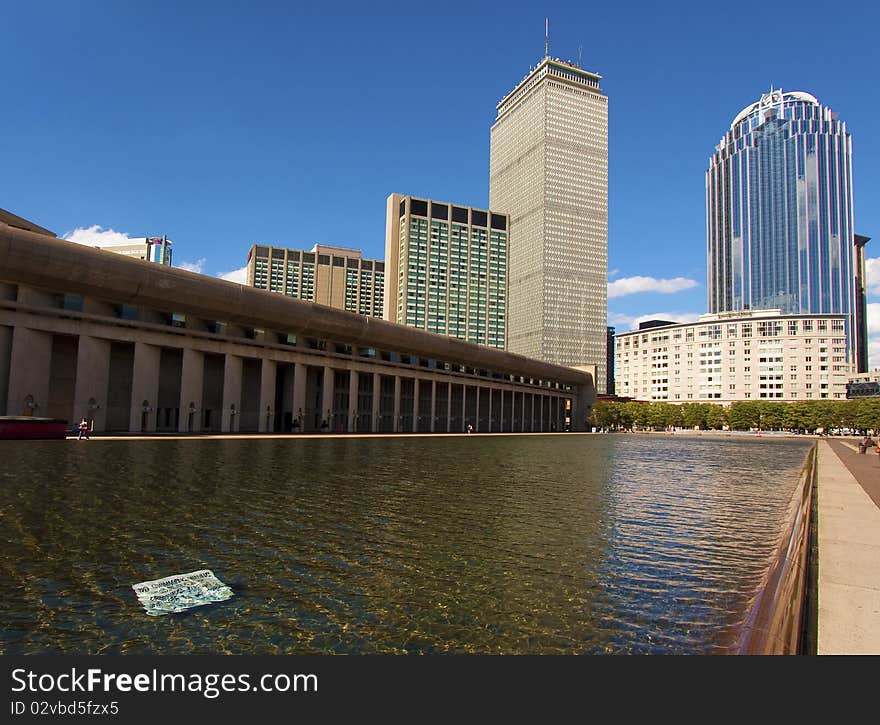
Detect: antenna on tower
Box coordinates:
(545, 17, 549, 58)
(578, 44, 583, 67)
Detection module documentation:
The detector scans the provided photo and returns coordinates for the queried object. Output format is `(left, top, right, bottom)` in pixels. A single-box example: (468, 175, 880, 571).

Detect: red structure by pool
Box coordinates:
(0, 417, 69, 440)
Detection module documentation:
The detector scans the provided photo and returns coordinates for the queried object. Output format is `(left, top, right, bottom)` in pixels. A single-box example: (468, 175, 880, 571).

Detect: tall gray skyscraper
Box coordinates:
(490, 56, 608, 391)
(707, 89, 864, 369)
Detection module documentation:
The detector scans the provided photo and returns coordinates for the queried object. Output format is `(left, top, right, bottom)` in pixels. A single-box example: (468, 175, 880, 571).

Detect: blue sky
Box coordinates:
(3, 1, 879, 364)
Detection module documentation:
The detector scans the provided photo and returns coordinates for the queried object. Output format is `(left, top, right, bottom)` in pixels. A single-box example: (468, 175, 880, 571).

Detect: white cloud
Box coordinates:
(867, 303, 880, 335)
(218, 265, 248, 284)
(608, 311, 702, 332)
(867, 303, 880, 370)
(865, 257, 880, 297)
(176, 258, 206, 274)
(62, 225, 139, 248)
(607, 275, 699, 299)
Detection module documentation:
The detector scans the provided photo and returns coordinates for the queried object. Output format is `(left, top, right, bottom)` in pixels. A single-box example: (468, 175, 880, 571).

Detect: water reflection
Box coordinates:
(0, 434, 810, 654)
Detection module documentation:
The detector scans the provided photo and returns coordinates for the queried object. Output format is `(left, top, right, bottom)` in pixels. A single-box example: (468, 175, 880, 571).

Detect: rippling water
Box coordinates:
(0, 433, 811, 654)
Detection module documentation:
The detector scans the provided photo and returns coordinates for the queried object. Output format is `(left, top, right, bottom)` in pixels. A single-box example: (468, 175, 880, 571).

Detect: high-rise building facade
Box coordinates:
(489, 56, 608, 389)
(76, 235, 174, 266)
(247, 243, 384, 317)
(384, 194, 508, 349)
(706, 89, 864, 369)
(146, 236, 173, 265)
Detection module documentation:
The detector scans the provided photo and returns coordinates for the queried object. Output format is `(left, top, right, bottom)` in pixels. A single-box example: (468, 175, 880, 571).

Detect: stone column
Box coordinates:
(292, 362, 307, 431)
(413, 377, 420, 432)
(461, 384, 467, 432)
(446, 382, 452, 433)
(430, 379, 436, 433)
(0, 324, 12, 416)
(349, 369, 359, 432)
(221, 354, 242, 433)
(7, 327, 52, 417)
(499, 388, 505, 432)
(129, 342, 160, 432)
(322, 365, 334, 431)
(531, 393, 537, 432)
(486, 385, 495, 433)
(571, 385, 592, 433)
(73, 335, 111, 432)
(259, 358, 276, 433)
(393, 375, 401, 432)
(179, 347, 204, 433)
(521, 391, 526, 432)
(472, 385, 478, 433)
(372, 372, 381, 433)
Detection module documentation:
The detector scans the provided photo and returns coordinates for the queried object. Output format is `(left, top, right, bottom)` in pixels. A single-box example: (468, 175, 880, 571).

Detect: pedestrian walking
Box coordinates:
(77, 418, 90, 441)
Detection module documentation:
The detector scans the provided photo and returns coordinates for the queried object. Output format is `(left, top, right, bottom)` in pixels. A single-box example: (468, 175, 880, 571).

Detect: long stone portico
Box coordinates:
(0, 219, 596, 434)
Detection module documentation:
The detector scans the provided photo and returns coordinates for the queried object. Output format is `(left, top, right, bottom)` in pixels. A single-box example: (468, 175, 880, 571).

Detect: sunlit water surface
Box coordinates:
(0, 434, 811, 654)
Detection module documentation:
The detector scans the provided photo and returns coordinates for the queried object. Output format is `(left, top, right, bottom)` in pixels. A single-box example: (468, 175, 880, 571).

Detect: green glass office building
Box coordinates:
(385, 194, 508, 349)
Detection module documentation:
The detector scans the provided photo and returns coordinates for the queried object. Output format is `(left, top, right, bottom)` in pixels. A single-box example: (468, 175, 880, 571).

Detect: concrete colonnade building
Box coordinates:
(0, 219, 595, 434)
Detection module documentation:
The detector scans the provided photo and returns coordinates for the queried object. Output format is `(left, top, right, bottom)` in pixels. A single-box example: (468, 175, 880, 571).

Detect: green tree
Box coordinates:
(728, 402, 759, 430)
(705, 404, 727, 430)
(813, 401, 837, 432)
(619, 402, 637, 431)
(591, 401, 616, 429)
(782, 402, 809, 432)
(631, 402, 650, 429)
(647, 402, 680, 430)
(855, 399, 880, 434)
(760, 402, 785, 431)
(667, 404, 684, 429)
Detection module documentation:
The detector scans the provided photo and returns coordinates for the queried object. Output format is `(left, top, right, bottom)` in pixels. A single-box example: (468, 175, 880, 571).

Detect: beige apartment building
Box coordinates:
(246, 243, 384, 318)
(615, 309, 853, 403)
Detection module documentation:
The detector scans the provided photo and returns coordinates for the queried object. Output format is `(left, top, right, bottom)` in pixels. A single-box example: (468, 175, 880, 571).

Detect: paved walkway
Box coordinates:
(65, 431, 570, 441)
(817, 440, 880, 654)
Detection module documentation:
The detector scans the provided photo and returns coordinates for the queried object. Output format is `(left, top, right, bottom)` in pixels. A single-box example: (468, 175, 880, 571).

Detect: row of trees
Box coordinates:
(589, 398, 880, 434)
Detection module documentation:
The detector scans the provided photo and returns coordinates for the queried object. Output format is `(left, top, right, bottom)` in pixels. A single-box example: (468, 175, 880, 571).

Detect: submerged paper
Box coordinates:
(132, 569, 233, 616)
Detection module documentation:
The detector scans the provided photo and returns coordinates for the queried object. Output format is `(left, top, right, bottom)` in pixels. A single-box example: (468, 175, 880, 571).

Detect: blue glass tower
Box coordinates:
(706, 90, 857, 362)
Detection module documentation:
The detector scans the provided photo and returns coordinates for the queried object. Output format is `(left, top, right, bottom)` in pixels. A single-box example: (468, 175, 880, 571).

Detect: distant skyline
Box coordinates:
(3, 1, 878, 366)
